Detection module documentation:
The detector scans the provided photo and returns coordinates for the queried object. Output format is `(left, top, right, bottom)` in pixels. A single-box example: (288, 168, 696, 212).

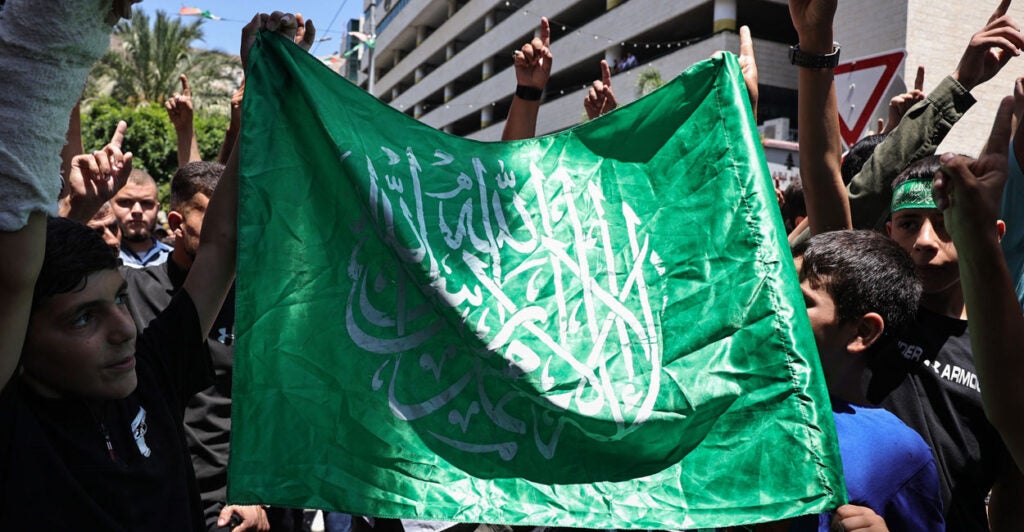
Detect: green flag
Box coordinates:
(230, 32, 845, 529)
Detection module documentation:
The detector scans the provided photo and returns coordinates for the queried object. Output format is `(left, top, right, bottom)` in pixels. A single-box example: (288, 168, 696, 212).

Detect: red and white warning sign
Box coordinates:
(834, 50, 906, 147)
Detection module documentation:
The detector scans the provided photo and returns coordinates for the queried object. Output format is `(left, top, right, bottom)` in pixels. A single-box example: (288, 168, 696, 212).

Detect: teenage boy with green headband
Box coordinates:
(855, 153, 1024, 530)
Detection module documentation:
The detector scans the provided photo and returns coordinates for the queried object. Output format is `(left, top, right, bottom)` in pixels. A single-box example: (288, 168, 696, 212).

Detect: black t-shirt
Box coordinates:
(0, 291, 213, 530)
(123, 260, 235, 527)
(864, 307, 1009, 531)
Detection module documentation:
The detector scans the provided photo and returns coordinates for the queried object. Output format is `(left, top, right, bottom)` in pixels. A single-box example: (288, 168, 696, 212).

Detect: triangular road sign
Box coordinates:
(834, 50, 906, 147)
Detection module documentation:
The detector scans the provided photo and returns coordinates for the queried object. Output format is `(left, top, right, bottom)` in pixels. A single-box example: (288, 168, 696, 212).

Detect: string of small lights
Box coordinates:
(401, 63, 678, 116)
(502, 0, 715, 51)
(400, 0, 720, 116)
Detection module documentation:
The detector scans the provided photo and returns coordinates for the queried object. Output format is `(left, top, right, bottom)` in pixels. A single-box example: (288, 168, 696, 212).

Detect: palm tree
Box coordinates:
(90, 10, 237, 107)
(635, 68, 665, 98)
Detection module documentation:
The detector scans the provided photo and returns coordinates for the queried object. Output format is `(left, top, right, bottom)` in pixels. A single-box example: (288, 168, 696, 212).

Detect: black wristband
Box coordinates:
(515, 85, 543, 101)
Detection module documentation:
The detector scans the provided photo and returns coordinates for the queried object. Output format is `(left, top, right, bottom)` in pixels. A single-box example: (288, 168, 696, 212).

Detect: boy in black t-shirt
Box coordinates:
(0, 151, 236, 526)
(1, 218, 214, 529)
(865, 154, 1024, 529)
(0, 11, 309, 529)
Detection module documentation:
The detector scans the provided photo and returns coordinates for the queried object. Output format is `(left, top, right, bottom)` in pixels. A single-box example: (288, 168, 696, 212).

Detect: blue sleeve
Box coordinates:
(881, 455, 944, 532)
(1002, 147, 1024, 308)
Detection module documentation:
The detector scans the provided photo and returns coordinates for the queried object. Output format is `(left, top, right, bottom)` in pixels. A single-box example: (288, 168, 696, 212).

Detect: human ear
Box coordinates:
(167, 211, 184, 236)
(885, 221, 893, 237)
(997, 219, 1006, 242)
(846, 312, 884, 353)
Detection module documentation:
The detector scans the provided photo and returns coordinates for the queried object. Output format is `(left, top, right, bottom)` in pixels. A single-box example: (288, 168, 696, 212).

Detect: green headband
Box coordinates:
(890, 178, 936, 212)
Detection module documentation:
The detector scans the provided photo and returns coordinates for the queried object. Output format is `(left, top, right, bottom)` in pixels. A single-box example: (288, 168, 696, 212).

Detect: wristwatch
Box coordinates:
(789, 43, 841, 69)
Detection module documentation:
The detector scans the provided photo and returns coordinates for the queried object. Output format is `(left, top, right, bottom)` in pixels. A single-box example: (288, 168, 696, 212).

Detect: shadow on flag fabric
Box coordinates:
(230, 32, 846, 529)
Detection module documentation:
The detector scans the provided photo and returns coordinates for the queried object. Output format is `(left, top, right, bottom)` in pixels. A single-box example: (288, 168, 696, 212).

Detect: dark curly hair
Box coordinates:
(32, 217, 118, 308)
(793, 229, 921, 342)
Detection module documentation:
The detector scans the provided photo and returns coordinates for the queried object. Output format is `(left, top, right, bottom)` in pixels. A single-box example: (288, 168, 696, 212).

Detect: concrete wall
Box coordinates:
(905, 0, 1024, 155)
(390, 0, 579, 118)
(377, 1, 1024, 156)
(468, 34, 793, 141)
(836, 0, 1024, 156)
(374, 0, 507, 98)
(407, 0, 798, 130)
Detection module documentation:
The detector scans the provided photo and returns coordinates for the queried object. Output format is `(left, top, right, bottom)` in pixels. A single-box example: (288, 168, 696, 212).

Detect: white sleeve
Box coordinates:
(0, 0, 112, 231)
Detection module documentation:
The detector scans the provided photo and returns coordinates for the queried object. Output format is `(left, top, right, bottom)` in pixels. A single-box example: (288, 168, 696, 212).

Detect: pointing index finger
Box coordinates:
(739, 25, 754, 58)
(600, 60, 611, 87)
(540, 17, 550, 48)
(109, 121, 127, 150)
(180, 74, 191, 97)
(914, 65, 925, 92)
(989, 0, 1012, 23)
(982, 95, 1015, 158)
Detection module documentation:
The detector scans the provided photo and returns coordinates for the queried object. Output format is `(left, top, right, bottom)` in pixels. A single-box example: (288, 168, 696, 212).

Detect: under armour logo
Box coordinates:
(216, 327, 234, 346)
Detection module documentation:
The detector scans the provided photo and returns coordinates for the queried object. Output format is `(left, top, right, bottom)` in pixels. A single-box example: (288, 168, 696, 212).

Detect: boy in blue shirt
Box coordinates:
(793, 230, 944, 531)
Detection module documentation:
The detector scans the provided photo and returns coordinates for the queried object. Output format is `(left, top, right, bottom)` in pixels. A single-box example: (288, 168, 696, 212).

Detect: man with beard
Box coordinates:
(111, 169, 172, 268)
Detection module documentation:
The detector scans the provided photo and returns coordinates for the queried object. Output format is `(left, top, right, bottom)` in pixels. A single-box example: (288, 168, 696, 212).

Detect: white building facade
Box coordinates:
(355, 0, 1023, 155)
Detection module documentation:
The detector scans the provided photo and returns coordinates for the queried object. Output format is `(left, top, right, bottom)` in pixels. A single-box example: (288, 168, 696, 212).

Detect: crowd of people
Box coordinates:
(1, 0, 1023, 530)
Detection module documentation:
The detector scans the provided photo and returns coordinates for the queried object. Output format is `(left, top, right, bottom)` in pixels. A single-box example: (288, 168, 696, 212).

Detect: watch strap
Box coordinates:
(515, 85, 543, 101)
(789, 43, 841, 69)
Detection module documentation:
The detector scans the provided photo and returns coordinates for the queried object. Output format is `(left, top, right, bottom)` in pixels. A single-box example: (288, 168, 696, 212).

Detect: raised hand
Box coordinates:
(953, 0, 1024, 91)
(230, 79, 246, 126)
(933, 96, 1014, 239)
(166, 74, 202, 166)
(883, 65, 926, 134)
(165, 74, 194, 132)
(61, 121, 133, 222)
(934, 93, 1024, 478)
(789, 0, 848, 235)
(107, 0, 141, 25)
(738, 25, 759, 118)
(293, 13, 317, 51)
(788, 0, 838, 50)
(584, 60, 617, 119)
(218, 79, 247, 165)
(242, 12, 316, 70)
(513, 17, 553, 90)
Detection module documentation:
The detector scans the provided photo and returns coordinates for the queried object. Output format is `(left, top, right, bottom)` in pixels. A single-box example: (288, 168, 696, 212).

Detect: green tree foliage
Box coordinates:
(82, 97, 228, 203)
(92, 9, 237, 106)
